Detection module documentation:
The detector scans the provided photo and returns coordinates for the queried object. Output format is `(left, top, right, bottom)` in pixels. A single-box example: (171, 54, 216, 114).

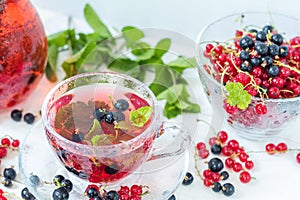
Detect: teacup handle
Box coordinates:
(147, 121, 191, 161)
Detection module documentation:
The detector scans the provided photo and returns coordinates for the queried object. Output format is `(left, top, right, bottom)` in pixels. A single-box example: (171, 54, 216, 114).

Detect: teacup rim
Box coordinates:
(41, 71, 160, 149)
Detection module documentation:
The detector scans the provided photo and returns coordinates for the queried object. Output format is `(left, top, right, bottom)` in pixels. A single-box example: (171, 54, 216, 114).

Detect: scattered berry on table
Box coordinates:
(182, 172, 194, 185)
(23, 113, 35, 124)
(10, 109, 22, 121)
(21, 187, 36, 200)
(3, 167, 16, 180)
(52, 187, 69, 200)
(167, 194, 176, 200)
(222, 183, 235, 196)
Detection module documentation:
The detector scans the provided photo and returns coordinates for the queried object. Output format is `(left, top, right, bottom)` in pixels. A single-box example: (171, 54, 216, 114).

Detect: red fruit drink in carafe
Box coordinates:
(0, 0, 48, 110)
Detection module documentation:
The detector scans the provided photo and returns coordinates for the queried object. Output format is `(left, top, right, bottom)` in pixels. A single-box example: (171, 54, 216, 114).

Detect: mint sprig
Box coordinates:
(130, 106, 152, 127)
(46, 3, 200, 119)
(225, 82, 251, 110)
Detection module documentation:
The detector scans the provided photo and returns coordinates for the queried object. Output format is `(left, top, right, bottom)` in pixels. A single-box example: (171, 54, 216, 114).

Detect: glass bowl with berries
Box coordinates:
(196, 12, 300, 140)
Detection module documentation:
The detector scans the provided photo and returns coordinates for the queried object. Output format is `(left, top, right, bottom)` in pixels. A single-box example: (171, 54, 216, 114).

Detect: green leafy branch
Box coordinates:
(46, 3, 200, 118)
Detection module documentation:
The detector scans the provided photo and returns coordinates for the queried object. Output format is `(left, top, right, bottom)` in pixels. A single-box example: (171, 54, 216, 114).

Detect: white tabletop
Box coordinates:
(1, 0, 300, 199)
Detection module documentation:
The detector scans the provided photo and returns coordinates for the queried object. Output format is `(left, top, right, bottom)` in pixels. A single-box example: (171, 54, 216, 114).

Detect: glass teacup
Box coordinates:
(41, 71, 191, 185)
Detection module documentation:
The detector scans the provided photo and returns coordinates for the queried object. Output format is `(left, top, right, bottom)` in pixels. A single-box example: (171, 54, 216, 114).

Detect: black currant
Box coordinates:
(87, 187, 99, 198)
(52, 187, 69, 200)
(168, 194, 176, 200)
(93, 109, 106, 121)
(3, 167, 17, 180)
(261, 56, 273, 67)
(248, 29, 257, 33)
(11, 109, 22, 121)
(268, 44, 280, 56)
(271, 33, 284, 45)
(250, 57, 261, 66)
(211, 144, 222, 155)
(114, 99, 129, 111)
(256, 31, 267, 42)
(94, 196, 103, 200)
(279, 46, 289, 57)
(105, 190, 119, 200)
(239, 36, 254, 49)
(239, 50, 250, 61)
(262, 25, 273, 34)
(61, 179, 73, 192)
(208, 157, 224, 172)
(104, 164, 119, 175)
(255, 42, 268, 56)
(182, 172, 194, 185)
(72, 132, 84, 143)
(29, 174, 41, 186)
(24, 113, 35, 124)
(222, 183, 235, 197)
(104, 111, 115, 124)
(268, 65, 279, 77)
(3, 178, 12, 187)
(21, 187, 36, 200)
(53, 175, 65, 186)
(220, 171, 229, 181)
(212, 182, 222, 192)
(240, 61, 252, 72)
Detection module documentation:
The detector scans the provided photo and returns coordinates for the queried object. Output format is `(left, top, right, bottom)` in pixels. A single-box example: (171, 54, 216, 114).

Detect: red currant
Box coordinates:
(238, 152, 249, 162)
(203, 169, 212, 179)
(198, 148, 209, 159)
(211, 172, 220, 182)
(296, 153, 300, 164)
(227, 139, 239, 150)
(11, 139, 20, 148)
(217, 131, 228, 143)
(203, 178, 212, 187)
(118, 191, 130, 200)
(276, 142, 288, 153)
(245, 160, 254, 170)
(265, 143, 276, 155)
(196, 142, 206, 150)
(129, 195, 141, 200)
(208, 137, 218, 146)
(255, 103, 267, 115)
(1, 138, 10, 147)
(239, 171, 251, 183)
(233, 162, 243, 172)
(0, 147, 7, 158)
(119, 186, 130, 194)
(222, 145, 233, 157)
(225, 158, 235, 168)
(130, 185, 142, 196)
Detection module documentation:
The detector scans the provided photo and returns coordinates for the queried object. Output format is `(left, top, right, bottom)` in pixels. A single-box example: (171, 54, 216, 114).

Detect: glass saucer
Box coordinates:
(18, 120, 189, 200)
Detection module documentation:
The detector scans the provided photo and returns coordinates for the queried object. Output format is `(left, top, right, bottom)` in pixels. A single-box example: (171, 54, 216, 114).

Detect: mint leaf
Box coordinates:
(91, 134, 114, 146)
(130, 106, 152, 127)
(163, 102, 182, 119)
(45, 44, 58, 82)
(47, 30, 69, 47)
(225, 82, 251, 109)
(167, 56, 196, 74)
(122, 26, 144, 48)
(86, 119, 103, 140)
(62, 41, 97, 78)
(157, 84, 184, 104)
(148, 65, 174, 96)
(84, 4, 112, 38)
(155, 38, 171, 58)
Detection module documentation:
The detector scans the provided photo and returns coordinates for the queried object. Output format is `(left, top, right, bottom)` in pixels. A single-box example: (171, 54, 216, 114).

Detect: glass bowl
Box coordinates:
(196, 12, 300, 140)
